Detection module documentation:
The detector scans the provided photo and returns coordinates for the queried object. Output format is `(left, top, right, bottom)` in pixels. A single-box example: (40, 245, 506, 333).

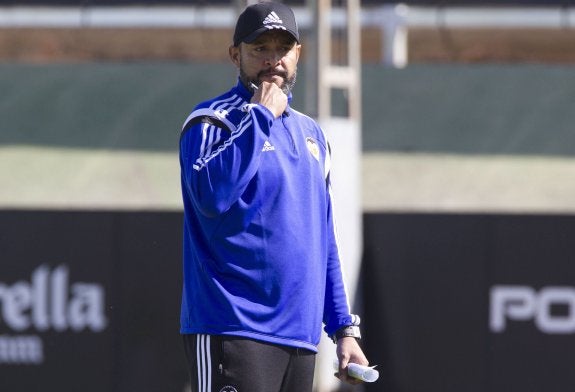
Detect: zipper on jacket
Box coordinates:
(281, 114, 298, 155)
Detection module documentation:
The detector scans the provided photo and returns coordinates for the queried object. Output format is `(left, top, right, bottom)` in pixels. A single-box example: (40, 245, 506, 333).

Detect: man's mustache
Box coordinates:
(257, 70, 288, 80)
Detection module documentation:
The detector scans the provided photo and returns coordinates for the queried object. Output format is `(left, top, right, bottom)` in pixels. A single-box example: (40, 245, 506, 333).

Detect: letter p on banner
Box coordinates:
(490, 285, 537, 333)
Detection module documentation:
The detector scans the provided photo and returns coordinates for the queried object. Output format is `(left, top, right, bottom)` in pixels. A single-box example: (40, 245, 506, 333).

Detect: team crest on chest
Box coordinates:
(306, 137, 320, 162)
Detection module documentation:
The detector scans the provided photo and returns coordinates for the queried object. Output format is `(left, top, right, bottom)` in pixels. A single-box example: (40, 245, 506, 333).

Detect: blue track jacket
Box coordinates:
(179, 80, 357, 352)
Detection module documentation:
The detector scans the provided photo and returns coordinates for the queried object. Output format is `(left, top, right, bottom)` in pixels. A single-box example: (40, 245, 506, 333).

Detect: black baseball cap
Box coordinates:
(233, 2, 300, 47)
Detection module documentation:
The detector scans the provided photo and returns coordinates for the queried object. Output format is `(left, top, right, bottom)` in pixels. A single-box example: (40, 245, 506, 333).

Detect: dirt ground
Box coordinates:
(2, 26, 575, 64)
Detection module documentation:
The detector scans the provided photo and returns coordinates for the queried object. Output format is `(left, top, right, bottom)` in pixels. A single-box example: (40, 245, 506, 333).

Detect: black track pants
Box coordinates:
(183, 334, 316, 392)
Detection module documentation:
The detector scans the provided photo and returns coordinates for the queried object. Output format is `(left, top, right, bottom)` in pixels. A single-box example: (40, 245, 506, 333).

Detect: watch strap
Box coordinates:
(332, 325, 361, 343)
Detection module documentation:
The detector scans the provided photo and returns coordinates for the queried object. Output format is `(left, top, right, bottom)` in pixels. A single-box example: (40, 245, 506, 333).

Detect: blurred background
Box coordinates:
(1, 0, 575, 391)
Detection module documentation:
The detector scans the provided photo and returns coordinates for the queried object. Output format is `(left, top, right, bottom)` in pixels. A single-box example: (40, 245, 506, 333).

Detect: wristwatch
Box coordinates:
(332, 325, 361, 343)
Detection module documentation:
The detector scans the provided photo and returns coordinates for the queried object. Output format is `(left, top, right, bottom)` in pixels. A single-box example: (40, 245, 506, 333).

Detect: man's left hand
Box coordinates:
(335, 336, 370, 385)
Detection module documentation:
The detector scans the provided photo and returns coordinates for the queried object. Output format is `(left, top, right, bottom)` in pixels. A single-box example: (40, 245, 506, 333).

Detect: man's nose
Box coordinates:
(264, 51, 282, 65)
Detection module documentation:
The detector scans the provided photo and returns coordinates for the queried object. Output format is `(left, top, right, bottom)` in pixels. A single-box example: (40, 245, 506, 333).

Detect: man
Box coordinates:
(179, 2, 369, 391)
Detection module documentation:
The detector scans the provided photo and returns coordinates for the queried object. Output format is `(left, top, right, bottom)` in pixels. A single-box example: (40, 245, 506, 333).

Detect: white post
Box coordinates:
(309, 1, 363, 391)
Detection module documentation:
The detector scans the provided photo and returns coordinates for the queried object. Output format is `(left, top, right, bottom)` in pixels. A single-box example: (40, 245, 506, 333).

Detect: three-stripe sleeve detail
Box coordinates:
(192, 115, 253, 171)
(185, 94, 256, 172)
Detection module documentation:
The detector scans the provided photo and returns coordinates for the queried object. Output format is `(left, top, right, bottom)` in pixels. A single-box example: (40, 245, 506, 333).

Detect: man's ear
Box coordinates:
(229, 45, 241, 68)
(295, 44, 302, 62)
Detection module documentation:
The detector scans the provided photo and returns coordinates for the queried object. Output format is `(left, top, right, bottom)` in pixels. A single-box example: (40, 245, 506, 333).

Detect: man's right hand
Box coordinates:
(250, 81, 288, 118)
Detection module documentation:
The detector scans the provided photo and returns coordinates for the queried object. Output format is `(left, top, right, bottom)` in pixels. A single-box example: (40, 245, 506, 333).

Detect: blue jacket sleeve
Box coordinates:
(180, 104, 275, 217)
(322, 168, 359, 337)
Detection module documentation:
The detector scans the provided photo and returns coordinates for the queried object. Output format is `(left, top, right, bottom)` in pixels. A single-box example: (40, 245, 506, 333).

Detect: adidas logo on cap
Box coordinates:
(263, 11, 283, 25)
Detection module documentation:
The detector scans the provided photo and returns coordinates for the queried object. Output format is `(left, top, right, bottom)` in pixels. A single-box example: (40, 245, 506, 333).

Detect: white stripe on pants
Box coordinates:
(196, 334, 211, 392)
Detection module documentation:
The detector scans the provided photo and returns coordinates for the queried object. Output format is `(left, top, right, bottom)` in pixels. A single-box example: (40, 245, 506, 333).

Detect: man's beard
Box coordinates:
(240, 66, 297, 95)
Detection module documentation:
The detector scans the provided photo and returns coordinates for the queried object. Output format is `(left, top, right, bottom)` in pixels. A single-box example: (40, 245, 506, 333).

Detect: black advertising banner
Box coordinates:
(486, 216, 575, 392)
(3, 210, 575, 391)
(362, 213, 575, 392)
(0, 210, 188, 392)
